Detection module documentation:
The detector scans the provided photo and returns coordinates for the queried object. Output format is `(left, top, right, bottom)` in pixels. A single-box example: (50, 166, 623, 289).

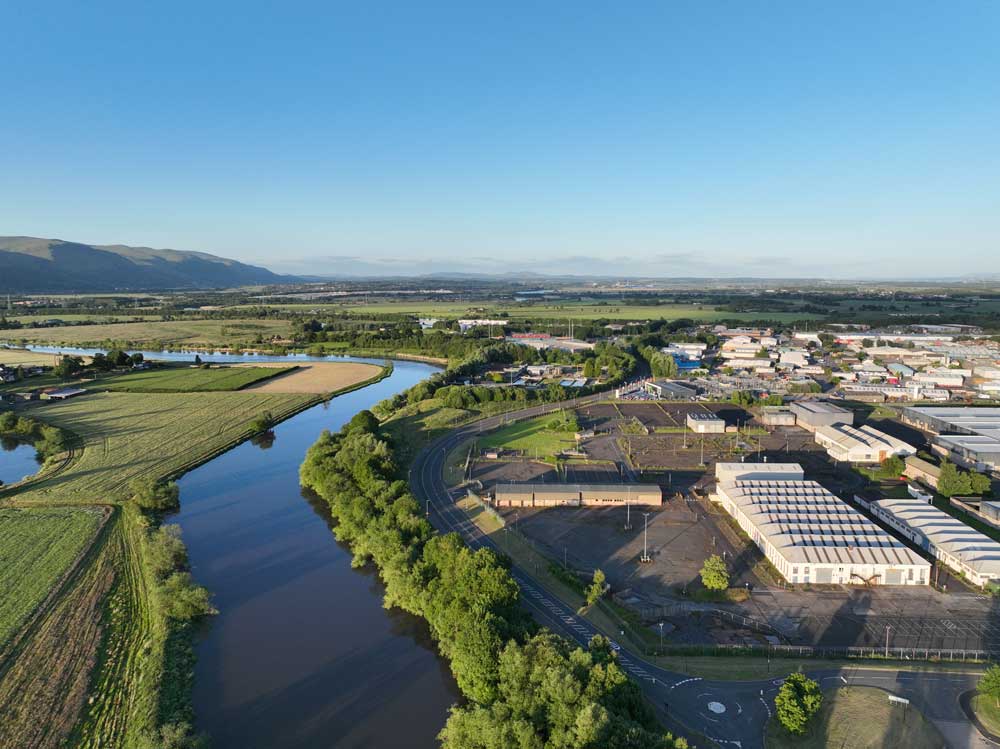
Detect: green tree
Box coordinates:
(250, 410, 275, 434)
(880, 455, 904, 478)
(53, 355, 84, 378)
(970, 471, 992, 496)
(938, 460, 972, 498)
(586, 569, 606, 607)
(774, 672, 822, 735)
(130, 477, 181, 511)
(699, 555, 729, 591)
(159, 572, 216, 620)
(979, 664, 1000, 708)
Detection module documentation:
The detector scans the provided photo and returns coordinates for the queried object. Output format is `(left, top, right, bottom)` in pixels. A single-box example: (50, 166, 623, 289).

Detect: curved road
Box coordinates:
(409, 398, 993, 748)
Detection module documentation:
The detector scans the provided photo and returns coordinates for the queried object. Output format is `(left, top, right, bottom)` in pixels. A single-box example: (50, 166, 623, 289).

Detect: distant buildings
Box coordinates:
(643, 379, 698, 400)
(712, 463, 929, 586)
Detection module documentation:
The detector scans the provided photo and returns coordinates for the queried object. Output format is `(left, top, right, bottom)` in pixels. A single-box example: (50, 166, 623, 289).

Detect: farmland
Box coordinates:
(0, 348, 73, 367)
(0, 319, 293, 348)
(242, 361, 385, 393)
(0, 506, 105, 648)
(245, 300, 826, 323)
(100, 365, 295, 392)
(12, 391, 315, 504)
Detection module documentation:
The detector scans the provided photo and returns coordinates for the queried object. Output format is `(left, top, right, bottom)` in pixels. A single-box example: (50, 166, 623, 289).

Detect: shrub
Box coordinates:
(775, 672, 822, 735)
(699, 554, 729, 591)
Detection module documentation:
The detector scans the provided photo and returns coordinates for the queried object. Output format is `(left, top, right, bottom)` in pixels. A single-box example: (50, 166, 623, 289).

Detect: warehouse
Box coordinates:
(814, 423, 916, 463)
(903, 455, 941, 489)
(788, 401, 853, 432)
(855, 495, 1000, 588)
(712, 463, 929, 586)
(686, 412, 726, 433)
(760, 406, 796, 426)
(493, 483, 662, 508)
(901, 407, 1000, 471)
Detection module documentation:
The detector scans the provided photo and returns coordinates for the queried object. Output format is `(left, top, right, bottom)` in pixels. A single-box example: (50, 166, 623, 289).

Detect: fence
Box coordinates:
(646, 641, 991, 664)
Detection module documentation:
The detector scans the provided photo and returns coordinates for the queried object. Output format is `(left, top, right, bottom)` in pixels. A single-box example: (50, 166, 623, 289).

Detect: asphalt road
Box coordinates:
(409, 397, 994, 748)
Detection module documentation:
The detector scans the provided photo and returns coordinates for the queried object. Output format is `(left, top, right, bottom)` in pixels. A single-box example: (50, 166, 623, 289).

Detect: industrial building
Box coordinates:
(814, 423, 916, 463)
(903, 455, 941, 489)
(760, 406, 796, 426)
(712, 463, 929, 586)
(493, 483, 662, 508)
(788, 401, 853, 432)
(900, 407, 1000, 471)
(686, 412, 726, 433)
(853, 495, 1000, 588)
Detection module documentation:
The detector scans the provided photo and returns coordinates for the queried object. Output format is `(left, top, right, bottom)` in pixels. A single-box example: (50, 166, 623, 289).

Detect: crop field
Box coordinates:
(0, 507, 106, 648)
(13, 391, 314, 504)
(0, 347, 68, 367)
(242, 361, 384, 393)
(100, 365, 294, 392)
(0, 319, 293, 347)
(0, 510, 159, 749)
(251, 300, 826, 322)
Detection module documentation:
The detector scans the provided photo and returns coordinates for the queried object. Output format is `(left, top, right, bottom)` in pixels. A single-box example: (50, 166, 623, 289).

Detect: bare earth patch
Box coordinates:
(240, 362, 383, 394)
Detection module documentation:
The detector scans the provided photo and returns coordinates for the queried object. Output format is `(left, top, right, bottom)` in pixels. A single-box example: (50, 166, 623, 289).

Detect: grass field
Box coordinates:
(6, 314, 164, 324)
(10, 391, 314, 504)
(479, 413, 577, 459)
(971, 693, 1000, 737)
(247, 300, 825, 322)
(0, 506, 105, 648)
(100, 365, 294, 392)
(765, 687, 945, 748)
(0, 319, 292, 348)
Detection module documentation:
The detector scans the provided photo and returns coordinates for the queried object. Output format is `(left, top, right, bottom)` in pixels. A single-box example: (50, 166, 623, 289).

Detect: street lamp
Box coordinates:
(658, 621, 665, 651)
(641, 513, 651, 563)
(885, 624, 892, 658)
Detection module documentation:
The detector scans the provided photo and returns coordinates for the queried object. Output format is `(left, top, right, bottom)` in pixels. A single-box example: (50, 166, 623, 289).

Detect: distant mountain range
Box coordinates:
(0, 236, 296, 293)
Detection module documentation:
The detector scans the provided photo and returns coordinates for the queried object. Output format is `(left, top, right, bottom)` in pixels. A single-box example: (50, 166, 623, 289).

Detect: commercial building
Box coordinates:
(854, 495, 1000, 588)
(686, 412, 726, 433)
(643, 379, 698, 400)
(761, 406, 796, 426)
(712, 463, 929, 586)
(814, 423, 916, 463)
(493, 483, 662, 508)
(901, 406, 1000, 471)
(789, 401, 853, 432)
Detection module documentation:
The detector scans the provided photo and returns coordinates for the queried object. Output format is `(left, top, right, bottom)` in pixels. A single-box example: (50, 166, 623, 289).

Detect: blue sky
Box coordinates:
(1, 1, 998, 278)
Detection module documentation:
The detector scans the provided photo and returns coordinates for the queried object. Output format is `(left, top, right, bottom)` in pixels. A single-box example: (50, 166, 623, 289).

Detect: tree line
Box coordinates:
(299, 411, 687, 748)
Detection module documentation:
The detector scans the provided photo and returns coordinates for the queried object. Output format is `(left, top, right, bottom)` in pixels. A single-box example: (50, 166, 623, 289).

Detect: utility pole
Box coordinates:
(658, 621, 664, 650)
(885, 624, 892, 658)
(625, 500, 632, 531)
(641, 513, 651, 563)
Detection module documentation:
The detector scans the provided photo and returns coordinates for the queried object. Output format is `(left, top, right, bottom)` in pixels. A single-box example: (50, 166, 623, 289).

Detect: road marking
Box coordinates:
(671, 677, 702, 690)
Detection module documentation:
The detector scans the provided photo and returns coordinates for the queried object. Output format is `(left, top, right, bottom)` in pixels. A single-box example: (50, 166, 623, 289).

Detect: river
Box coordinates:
(21, 346, 460, 748)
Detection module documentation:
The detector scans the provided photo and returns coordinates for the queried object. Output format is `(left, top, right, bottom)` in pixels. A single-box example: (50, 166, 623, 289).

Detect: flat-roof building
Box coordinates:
(814, 423, 916, 464)
(686, 412, 726, 433)
(493, 483, 662, 508)
(788, 401, 853, 432)
(854, 495, 1000, 588)
(712, 463, 929, 586)
(760, 406, 796, 426)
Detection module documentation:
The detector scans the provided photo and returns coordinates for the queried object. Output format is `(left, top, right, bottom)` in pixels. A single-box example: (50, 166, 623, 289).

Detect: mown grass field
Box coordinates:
(0, 319, 292, 347)
(765, 686, 945, 749)
(0, 348, 69, 367)
(479, 413, 577, 459)
(12, 391, 314, 504)
(0, 506, 105, 648)
(100, 365, 294, 392)
(247, 300, 825, 322)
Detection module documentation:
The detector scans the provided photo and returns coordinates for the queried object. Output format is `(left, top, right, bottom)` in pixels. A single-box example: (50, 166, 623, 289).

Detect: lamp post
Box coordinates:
(885, 624, 892, 658)
(641, 513, 651, 563)
(658, 621, 665, 651)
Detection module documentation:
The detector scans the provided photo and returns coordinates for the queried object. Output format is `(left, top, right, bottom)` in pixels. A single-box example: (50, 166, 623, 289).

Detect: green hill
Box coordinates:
(0, 236, 294, 292)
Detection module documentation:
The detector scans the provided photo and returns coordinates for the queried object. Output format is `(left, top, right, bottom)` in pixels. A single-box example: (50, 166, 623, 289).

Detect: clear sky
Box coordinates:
(2, 1, 998, 279)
